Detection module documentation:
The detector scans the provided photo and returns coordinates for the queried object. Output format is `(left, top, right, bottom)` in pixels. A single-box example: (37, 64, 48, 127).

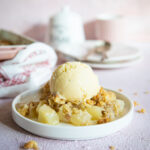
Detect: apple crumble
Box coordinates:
(16, 83, 125, 126)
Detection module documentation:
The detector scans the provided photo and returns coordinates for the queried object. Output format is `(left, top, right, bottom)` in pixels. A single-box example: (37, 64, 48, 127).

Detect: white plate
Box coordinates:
(84, 56, 143, 69)
(12, 88, 133, 140)
(57, 40, 142, 63)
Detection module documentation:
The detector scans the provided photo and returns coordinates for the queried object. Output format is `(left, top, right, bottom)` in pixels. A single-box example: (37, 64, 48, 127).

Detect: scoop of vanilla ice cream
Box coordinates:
(49, 62, 100, 101)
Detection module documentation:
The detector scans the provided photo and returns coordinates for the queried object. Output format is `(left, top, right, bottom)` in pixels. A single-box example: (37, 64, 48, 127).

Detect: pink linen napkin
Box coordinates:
(0, 42, 57, 98)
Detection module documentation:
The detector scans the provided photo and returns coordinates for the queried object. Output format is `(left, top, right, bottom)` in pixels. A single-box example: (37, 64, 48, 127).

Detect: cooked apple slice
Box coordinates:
(71, 110, 92, 126)
(38, 104, 59, 125)
(86, 105, 104, 120)
(116, 99, 125, 114)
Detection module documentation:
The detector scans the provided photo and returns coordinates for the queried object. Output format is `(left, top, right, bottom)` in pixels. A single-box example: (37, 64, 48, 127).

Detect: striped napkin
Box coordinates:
(0, 42, 57, 98)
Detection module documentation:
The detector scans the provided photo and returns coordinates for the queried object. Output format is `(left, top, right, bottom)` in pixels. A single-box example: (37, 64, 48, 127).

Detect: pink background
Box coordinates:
(0, 1, 150, 149)
(0, 0, 150, 42)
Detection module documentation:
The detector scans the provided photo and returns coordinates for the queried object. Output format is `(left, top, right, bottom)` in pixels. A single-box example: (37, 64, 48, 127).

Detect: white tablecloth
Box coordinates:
(0, 43, 150, 150)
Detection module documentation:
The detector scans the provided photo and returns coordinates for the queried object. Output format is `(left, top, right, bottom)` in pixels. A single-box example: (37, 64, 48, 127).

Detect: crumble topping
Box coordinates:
(16, 83, 124, 126)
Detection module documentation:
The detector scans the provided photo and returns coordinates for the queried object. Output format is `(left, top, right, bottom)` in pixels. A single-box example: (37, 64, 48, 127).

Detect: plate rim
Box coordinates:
(84, 56, 143, 69)
(12, 87, 134, 129)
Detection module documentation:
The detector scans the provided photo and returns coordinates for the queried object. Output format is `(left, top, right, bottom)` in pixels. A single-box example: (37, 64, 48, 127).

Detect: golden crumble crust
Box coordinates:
(16, 84, 124, 126)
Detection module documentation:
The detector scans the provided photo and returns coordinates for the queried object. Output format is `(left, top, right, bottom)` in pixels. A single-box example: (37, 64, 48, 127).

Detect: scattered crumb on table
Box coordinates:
(109, 146, 115, 150)
(118, 89, 123, 92)
(137, 108, 146, 113)
(144, 91, 149, 94)
(133, 92, 138, 96)
(134, 101, 140, 107)
(23, 140, 38, 150)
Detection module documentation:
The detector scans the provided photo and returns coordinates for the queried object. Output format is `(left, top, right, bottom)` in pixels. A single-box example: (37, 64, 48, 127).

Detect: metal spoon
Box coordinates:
(83, 41, 111, 62)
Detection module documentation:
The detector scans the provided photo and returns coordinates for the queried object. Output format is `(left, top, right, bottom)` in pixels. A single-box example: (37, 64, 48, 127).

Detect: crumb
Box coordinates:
(23, 140, 38, 150)
(144, 91, 149, 94)
(118, 89, 123, 92)
(65, 114, 71, 120)
(134, 101, 140, 107)
(98, 118, 110, 124)
(133, 92, 138, 96)
(137, 108, 146, 113)
(109, 146, 115, 150)
(86, 99, 96, 105)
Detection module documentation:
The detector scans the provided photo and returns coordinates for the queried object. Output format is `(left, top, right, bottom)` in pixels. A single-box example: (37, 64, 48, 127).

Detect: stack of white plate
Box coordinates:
(56, 40, 142, 69)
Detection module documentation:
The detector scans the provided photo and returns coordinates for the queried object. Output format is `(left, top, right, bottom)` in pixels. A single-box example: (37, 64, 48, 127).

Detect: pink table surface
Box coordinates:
(0, 43, 150, 150)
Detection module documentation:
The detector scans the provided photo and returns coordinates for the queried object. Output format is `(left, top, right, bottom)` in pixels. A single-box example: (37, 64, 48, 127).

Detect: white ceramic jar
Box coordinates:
(48, 6, 85, 48)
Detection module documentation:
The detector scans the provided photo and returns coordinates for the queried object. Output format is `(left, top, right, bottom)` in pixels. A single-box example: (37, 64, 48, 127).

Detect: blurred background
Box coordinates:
(0, 0, 150, 42)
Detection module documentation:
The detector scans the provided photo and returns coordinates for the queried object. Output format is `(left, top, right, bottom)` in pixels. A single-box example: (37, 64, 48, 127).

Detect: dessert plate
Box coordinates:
(12, 88, 133, 140)
(56, 40, 142, 63)
(84, 56, 142, 69)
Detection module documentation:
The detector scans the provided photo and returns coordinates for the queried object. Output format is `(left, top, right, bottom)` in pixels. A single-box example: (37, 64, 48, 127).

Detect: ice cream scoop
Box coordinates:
(49, 62, 100, 102)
